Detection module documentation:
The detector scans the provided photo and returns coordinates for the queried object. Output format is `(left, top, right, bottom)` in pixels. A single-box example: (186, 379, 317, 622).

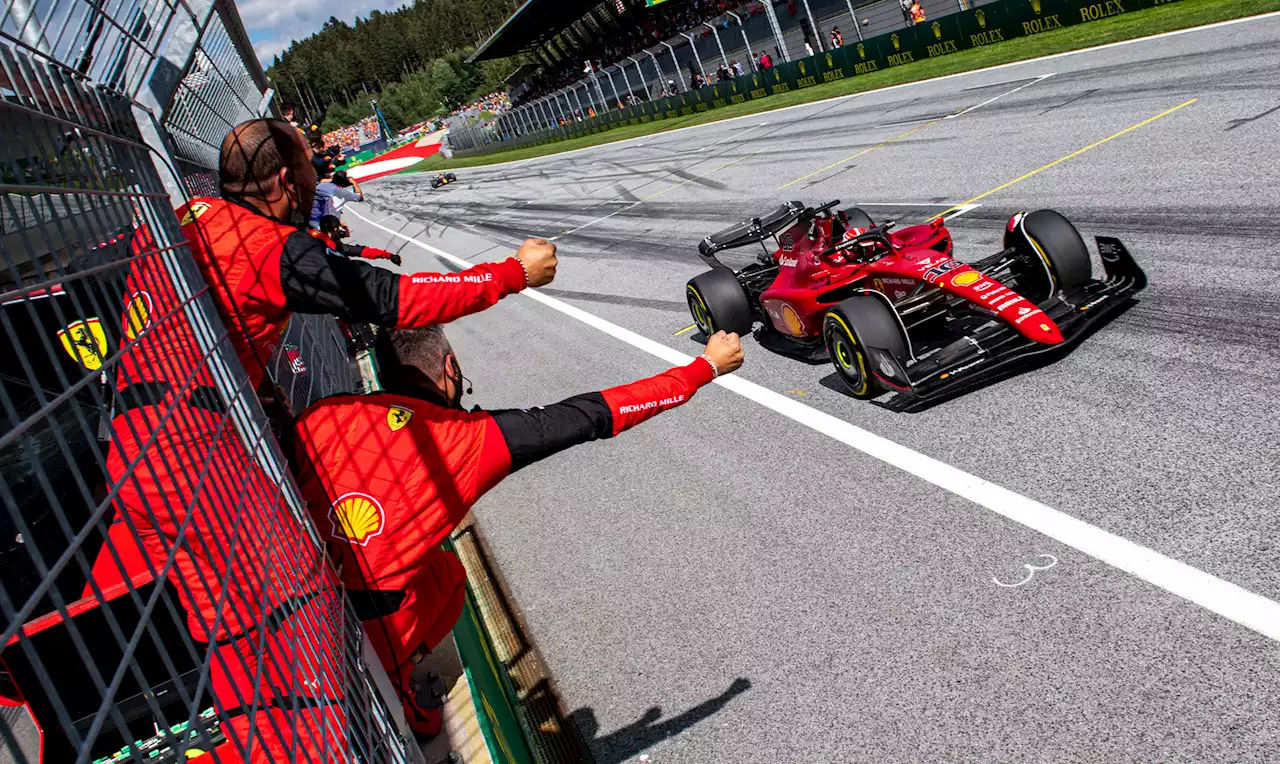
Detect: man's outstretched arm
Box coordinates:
(488, 331, 744, 474)
(275, 235, 556, 326)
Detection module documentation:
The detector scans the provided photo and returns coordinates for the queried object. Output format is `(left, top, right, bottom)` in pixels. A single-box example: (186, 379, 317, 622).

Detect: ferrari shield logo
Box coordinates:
(932, 21, 942, 38)
(123, 291, 153, 341)
(977, 8, 987, 26)
(891, 33, 900, 50)
(386, 406, 414, 432)
(58, 318, 108, 371)
(178, 201, 211, 226)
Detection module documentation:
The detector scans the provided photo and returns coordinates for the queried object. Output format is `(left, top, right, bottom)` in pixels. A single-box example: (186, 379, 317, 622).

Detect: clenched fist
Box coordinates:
(702, 331, 744, 376)
(515, 238, 557, 288)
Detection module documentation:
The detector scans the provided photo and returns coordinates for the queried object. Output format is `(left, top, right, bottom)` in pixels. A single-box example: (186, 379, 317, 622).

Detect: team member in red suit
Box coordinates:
(100, 225, 346, 762)
(293, 327, 745, 735)
(176, 118, 557, 393)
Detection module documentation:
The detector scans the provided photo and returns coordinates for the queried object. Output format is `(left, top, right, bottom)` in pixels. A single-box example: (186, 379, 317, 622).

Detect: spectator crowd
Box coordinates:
(521, 0, 767, 103)
(323, 115, 381, 152)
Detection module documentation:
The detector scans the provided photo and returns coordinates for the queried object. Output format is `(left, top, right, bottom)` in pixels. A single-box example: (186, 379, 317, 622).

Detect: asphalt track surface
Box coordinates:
(347, 17, 1280, 763)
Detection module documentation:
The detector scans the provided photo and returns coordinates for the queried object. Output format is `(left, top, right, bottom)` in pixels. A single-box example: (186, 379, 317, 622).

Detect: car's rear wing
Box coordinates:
(698, 200, 808, 265)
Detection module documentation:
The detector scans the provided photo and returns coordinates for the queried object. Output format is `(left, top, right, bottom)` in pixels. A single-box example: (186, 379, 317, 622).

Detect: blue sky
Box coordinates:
(239, 0, 407, 65)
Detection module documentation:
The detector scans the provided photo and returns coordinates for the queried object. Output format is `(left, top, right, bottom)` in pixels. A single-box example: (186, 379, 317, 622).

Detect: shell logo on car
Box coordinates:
(952, 271, 981, 287)
(124, 291, 153, 341)
(330, 492, 385, 546)
(782, 304, 805, 336)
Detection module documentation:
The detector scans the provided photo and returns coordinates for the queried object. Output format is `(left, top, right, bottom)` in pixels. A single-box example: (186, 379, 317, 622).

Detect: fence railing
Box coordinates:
(0, 0, 416, 759)
(450, 0, 1171, 154)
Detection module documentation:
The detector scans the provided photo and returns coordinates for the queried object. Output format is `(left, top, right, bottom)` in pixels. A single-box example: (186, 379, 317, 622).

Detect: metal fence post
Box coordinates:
(847, 0, 866, 41)
(704, 21, 730, 69)
(727, 11, 755, 68)
(800, 0, 826, 52)
(762, 0, 792, 61)
(660, 41, 681, 91)
(681, 32, 705, 81)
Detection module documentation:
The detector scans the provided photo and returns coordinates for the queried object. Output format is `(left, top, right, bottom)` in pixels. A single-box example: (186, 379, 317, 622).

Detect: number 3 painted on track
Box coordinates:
(993, 554, 1059, 588)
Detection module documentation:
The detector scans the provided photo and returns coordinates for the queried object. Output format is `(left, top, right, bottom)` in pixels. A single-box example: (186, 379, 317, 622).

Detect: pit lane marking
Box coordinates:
(932, 98, 1198, 219)
(549, 149, 769, 240)
(776, 121, 940, 191)
(946, 73, 1056, 119)
(672, 324, 697, 337)
(777, 75, 1055, 191)
(351, 203, 1280, 645)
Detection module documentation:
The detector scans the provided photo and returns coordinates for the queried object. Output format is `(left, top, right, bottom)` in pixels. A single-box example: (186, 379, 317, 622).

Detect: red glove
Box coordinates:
(359, 247, 400, 265)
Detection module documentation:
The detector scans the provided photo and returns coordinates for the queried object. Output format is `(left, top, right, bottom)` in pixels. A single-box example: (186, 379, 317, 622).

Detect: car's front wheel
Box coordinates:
(823, 294, 909, 399)
(1004, 209, 1092, 303)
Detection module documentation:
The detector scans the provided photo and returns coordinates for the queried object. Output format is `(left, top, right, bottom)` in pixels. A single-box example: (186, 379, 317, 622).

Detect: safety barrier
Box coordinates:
(0, 0, 414, 760)
(455, 0, 1180, 155)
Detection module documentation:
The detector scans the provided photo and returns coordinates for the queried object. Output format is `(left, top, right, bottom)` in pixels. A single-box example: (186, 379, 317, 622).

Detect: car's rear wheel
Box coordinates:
(687, 269, 752, 337)
(823, 294, 909, 399)
(1004, 209, 1092, 303)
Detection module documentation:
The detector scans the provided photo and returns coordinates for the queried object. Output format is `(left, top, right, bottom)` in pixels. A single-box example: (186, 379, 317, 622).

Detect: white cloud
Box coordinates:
(237, 0, 409, 63)
(253, 38, 289, 65)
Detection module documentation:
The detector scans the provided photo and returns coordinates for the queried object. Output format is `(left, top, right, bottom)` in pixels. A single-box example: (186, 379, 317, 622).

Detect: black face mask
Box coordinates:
(386, 355, 472, 410)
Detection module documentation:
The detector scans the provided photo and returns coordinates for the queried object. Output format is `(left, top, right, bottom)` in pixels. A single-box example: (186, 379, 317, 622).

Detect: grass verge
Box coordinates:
(407, 0, 1279, 172)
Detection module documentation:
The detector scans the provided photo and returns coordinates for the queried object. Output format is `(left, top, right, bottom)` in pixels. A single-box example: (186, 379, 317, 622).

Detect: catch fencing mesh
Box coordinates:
(0, 0, 412, 760)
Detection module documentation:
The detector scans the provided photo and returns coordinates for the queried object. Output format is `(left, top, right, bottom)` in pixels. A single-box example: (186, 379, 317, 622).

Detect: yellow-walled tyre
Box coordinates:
(823, 294, 909, 400)
(686, 269, 752, 337)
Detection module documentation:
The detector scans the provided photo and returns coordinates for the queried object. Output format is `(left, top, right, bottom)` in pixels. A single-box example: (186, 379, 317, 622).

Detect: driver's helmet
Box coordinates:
(839, 225, 878, 260)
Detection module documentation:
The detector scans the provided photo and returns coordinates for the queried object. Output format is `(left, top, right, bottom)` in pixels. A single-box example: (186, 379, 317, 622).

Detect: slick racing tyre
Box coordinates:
(686, 269, 752, 337)
(445, 173, 457, 181)
(431, 179, 441, 189)
(824, 294, 909, 399)
(1004, 209, 1092, 303)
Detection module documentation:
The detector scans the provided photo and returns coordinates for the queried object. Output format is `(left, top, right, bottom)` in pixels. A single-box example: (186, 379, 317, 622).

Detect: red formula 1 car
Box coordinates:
(685, 200, 1147, 407)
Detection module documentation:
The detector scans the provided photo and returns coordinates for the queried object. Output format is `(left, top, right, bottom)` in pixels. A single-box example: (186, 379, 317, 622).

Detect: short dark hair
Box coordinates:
(318, 215, 343, 236)
(376, 327, 452, 382)
(332, 170, 351, 187)
(219, 118, 307, 197)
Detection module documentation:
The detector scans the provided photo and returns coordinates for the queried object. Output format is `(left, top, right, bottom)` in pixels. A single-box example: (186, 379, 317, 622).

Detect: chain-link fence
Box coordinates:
(0, 0, 414, 759)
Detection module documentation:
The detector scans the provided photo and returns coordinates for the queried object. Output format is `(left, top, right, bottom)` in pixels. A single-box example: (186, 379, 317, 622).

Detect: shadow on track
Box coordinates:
(567, 677, 752, 764)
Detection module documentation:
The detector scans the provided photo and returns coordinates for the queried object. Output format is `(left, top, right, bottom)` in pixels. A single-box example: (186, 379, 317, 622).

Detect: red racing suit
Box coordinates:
(100, 225, 345, 762)
(176, 197, 528, 392)
(292, 358, 718, 724)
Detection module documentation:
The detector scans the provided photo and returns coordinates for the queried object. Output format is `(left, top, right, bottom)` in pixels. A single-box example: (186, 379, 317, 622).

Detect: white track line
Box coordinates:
(946, 73, 1056, 118)
(349, 204, 1280, 645)
(445, 11, 1280, 174)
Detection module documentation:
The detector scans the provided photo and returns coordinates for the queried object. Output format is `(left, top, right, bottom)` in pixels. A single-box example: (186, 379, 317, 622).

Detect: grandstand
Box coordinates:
(458, 0, 974, 149)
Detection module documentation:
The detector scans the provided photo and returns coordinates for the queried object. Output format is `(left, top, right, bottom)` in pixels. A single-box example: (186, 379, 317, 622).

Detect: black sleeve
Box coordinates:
(489, 392, 613, 473)
(279, 230, 399, 324)
(337, 241, 365, 258)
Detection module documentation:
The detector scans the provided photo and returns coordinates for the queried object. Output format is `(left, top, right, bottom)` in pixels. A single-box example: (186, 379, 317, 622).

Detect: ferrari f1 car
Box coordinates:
(430, 172, 457, 189)
(685, 200, 1147, 405)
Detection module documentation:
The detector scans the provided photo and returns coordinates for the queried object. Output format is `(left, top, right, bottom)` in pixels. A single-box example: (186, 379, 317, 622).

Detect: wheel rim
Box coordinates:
(826, 318, 868, 395)
(687, 287, 714, 335)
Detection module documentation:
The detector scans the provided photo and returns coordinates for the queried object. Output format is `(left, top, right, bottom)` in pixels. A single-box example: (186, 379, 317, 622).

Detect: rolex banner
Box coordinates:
(463, 0, 1178, 155)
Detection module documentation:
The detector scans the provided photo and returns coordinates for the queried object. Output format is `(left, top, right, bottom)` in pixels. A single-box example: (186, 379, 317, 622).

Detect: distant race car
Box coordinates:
(685, 200, 1147, 406)
(430, 172, 457, 189)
